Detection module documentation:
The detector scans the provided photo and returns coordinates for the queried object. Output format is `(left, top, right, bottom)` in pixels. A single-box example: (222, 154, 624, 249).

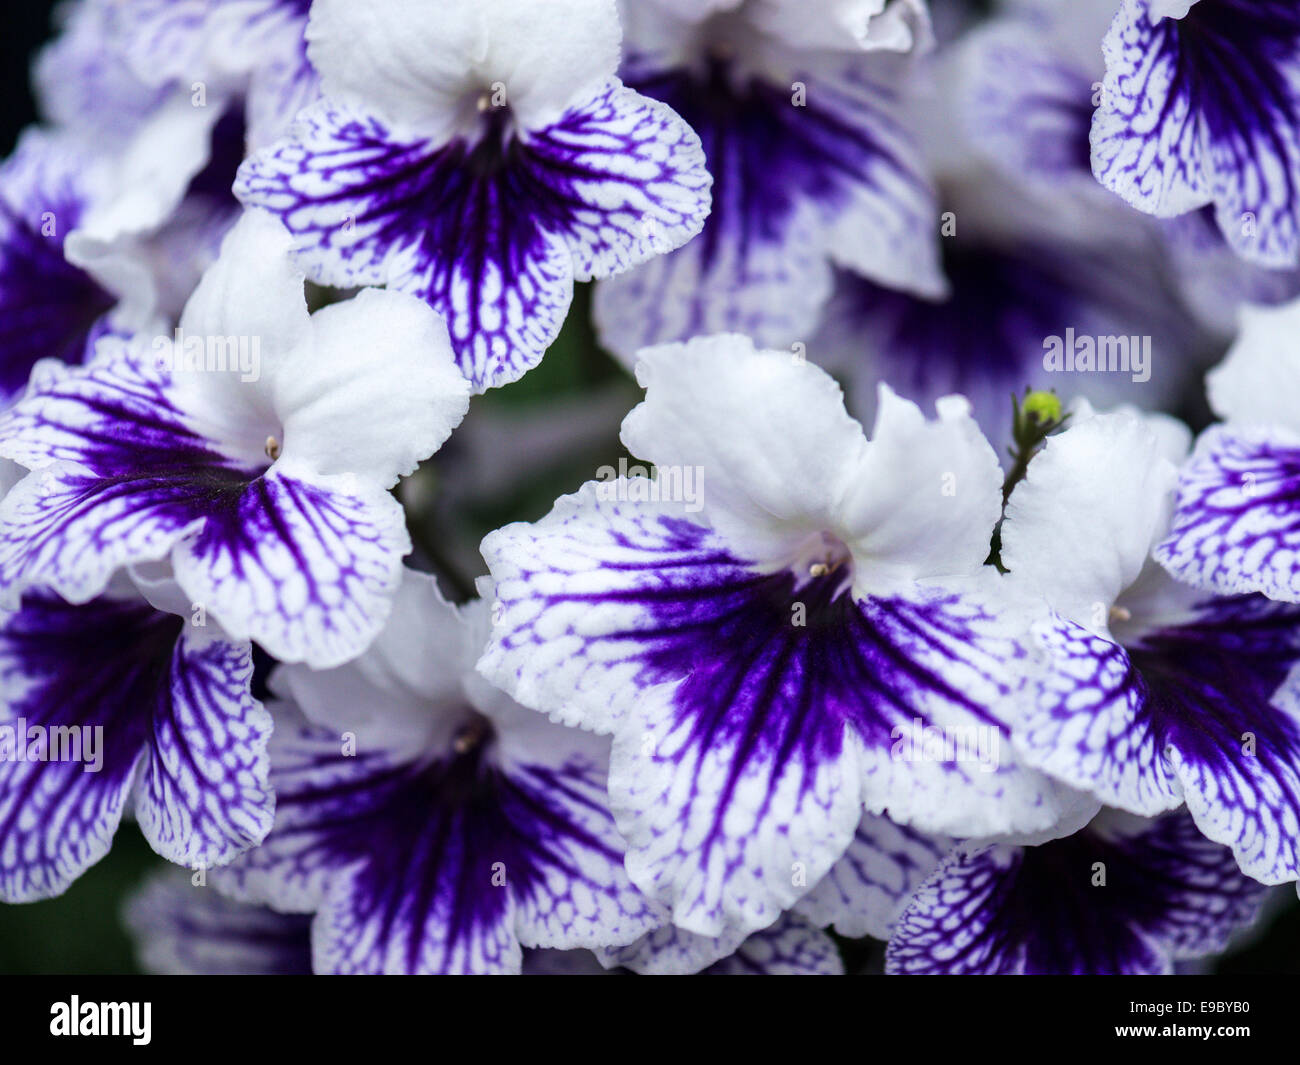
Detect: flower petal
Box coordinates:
(1156, 425, 1300, 601)
(620, 336, 870, 565)
(134, 625, 273, 870)
(886, 810, 1267, 974)
(126, 868, 313, 975)
(1003, 411, 1179, 632)
(168, 460, 411, 668)
(1092, 0, 1300, 266)
(794, 813, 952, 939)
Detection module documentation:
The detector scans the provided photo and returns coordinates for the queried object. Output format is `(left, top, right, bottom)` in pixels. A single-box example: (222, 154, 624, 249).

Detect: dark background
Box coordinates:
(0, 0, 1297, 976)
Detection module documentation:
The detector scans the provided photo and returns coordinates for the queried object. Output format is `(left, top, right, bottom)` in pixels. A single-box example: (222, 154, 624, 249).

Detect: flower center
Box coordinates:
(789, 531, 853, 596)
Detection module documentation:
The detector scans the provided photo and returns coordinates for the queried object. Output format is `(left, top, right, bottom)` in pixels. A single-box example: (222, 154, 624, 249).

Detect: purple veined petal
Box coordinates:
(597, 912, 842, 975)
(0, 132, 118, 402)
(1092, 0, 1300, 267)
(0, 590, 266, 901)
(812, 235, 1197, 449)
(530, 81, 711, 283)
(702, 914, 843, 976)
(0, 463, 218, 613)
(0, 353, 251, 609)
(1155, 425, 1300, 603)
(237, 77, 709, 391)
(125, 868, 312, 976)
(594, 51, 941, 358)
(0, 593, 155, 901)
(484, 488, 1082, 939)
(794, 813, 953, 940)
(1130, 596, 1300, 882)
(133, 625, 273, 870)
(219, 718, 659, 975)
(886, 809, 1268, 975)
(1019, 617, 1185, 817)
(168, 460, 412, 668)
(0, 350, 417, 667)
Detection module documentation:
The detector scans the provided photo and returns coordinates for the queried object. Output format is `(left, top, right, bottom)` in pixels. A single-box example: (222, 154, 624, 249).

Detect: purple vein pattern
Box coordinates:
(0, 591, 270, 902)
(216, 715, 661, 974)
(887, 810, 1267, 974)
(1093, 0, 1300, 266)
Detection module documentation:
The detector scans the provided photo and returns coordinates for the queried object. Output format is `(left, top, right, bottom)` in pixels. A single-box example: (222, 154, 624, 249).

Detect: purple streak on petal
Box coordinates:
(0, 593, 178, 900)
(253, 722, 626, 974)
(1095, 0, 1300, 264)
(0, 175, 114, 399)
(551, 519, 1008, 801)
(1156, 428, 1300, 602)
(1127, 594, 1300, 879)
(887, 810, 1267, 975)
(632, 60, 919, 277)
(238, 81, 706, 388)
(126, 870, 313, 976)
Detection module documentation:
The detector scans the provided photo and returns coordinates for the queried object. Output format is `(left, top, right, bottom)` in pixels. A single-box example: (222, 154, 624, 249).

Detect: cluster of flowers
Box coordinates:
(3, 0, 1300, 976)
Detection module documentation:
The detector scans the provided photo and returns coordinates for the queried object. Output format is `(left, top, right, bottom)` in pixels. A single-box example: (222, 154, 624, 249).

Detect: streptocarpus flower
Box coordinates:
(125, 869, 313, 976)
(480, 334, 1088, 944)
(1158, 296, 1300, 604)
(235, 0, 712, 391)
(1091, 0, 1300, 267)
(886, 809, 1267, 974)
(0, 130, 140, 404)
(116, 0, 319, 153)
(1003, 407, 1300, 884)
(127, 868, 840, 976)
(595, 0, 943, 358)
(216, 570, 663, 975)
(0, 209, 471, 668)
(648, 0, 935, 54)
(598, 912, 845, 975)
(0, 579, 271, 903)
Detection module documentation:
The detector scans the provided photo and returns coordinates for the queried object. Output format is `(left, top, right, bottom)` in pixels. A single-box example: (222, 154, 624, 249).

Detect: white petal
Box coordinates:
(273, 288, 470, 487)
(842, 388, 1004, 594)
(306, 0, 621, 137)
(1001, 411, 1179, 632)
(621, 335, 871, 565)
(1207, 298, 1300, 432)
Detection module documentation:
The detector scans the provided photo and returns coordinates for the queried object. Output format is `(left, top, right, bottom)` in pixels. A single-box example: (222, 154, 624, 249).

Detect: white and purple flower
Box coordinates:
(1004, 406, 1300, 884)
(1092, 0, 1300, 267)
(481, 334, 1088, 944)
(887, 808, 1267, 974)
(234, 0, 712, 391)
(0, 576, 271, 903)
(0, 209, 470, 668)
(215, 569, 664, 974)
(594, 0, 943, 359)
